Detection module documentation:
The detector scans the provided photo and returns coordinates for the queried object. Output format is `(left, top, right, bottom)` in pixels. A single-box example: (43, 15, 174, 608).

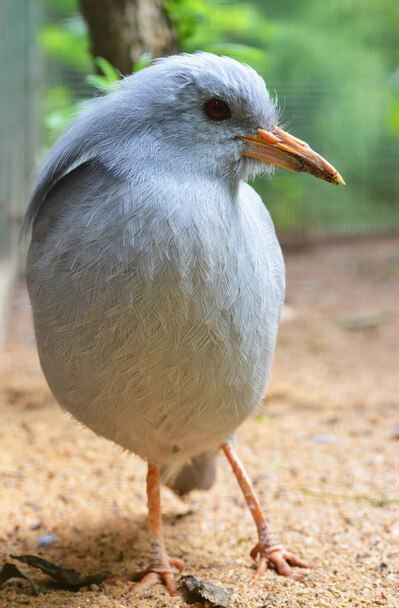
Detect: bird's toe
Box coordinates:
(126, 556, 185, 597)
(251, 543, 313, 584)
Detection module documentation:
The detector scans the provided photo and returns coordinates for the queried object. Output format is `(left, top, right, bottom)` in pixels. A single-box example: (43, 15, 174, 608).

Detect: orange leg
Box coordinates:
(222, 441, 312, 582)
(129, 462, 184, 596)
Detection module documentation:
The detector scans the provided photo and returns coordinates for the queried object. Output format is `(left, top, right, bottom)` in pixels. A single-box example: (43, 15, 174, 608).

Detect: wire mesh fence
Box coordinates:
(0, 0, 40, 256)
(0, 0, 40, 337)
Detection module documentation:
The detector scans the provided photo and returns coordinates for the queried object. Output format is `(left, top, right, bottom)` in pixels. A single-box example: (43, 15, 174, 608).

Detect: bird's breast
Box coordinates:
(29, 179, 284, 462)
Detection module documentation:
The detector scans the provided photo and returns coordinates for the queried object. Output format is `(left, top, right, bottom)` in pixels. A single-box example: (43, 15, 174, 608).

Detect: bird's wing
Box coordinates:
(27, 159, 100, 246)
(26, 157, 130, 337)
(21, 104, 109, 235)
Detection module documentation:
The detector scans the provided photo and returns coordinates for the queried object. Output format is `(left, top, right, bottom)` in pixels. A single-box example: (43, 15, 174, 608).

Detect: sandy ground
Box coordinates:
(0, 237, 398, 608)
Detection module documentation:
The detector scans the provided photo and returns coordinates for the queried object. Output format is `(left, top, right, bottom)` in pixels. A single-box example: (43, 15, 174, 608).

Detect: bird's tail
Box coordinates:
(161, 450, 217, 496)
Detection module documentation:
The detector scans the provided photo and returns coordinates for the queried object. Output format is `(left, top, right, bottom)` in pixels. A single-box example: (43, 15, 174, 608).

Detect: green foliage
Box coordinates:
(43, 84, 75, 132)
(86, 57, 121, 91)
(165, 0, 273, 69)
(390, 96, 399, 134)
(40, 21, 91, 71)
(45, 0, 79, 12)
(133, 52, 152, 73)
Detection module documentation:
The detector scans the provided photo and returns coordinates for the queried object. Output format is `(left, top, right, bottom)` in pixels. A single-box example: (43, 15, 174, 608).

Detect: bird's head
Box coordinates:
(115, 52, 344, 186)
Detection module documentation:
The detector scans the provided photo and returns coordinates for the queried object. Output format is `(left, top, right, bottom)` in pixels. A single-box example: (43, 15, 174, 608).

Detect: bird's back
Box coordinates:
(27, 160, 284, 465)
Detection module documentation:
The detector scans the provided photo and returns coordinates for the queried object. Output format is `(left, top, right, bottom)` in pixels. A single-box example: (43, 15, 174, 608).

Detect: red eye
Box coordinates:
(204, 99, 231, 121)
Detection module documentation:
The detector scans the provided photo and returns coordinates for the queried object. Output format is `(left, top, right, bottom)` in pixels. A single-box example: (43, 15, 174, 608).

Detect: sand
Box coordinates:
(0, 236, 398, 607)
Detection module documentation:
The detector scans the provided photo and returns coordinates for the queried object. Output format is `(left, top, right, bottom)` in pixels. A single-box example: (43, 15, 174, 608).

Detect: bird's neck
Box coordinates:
(100, 133, 242, 203)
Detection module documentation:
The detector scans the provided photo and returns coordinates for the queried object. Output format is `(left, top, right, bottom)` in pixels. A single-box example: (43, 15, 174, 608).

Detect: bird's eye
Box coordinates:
(204, 99, 231, 121)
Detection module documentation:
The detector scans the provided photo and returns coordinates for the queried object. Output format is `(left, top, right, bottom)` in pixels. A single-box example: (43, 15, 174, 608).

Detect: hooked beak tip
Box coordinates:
(335, 172, 346, 186)
(240, 126, 345, 187)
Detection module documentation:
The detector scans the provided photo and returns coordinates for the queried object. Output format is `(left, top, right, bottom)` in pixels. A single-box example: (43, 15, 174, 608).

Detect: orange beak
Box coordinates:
(239, 127, 345, 185)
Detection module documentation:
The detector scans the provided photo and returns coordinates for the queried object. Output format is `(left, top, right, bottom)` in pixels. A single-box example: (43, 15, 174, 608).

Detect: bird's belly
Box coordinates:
(36, 283, 275, 464)
(32, 261, 280, 464)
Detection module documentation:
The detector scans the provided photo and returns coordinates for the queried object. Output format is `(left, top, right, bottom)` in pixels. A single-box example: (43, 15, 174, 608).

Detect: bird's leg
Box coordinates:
(129, 462, 184, 596)
(221, 441, 312, 582)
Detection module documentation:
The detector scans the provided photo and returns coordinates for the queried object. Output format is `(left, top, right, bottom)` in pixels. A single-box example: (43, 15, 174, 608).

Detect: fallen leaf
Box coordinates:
(11, 555, 110, 589)
(0, 562, 42, 595)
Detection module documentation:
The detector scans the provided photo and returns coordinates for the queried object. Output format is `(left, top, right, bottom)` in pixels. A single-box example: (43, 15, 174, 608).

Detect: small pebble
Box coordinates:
(312, 433, 338, 444)
(391, 426, 399, 439)
(36, 533, 59, 548)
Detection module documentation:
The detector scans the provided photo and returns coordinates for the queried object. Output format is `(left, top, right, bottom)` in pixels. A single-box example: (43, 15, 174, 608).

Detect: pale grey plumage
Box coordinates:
(25, 53, 285, 486)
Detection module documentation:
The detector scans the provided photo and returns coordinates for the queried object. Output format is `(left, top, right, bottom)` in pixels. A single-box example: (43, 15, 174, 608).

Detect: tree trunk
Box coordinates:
(79, 0, 177, 75)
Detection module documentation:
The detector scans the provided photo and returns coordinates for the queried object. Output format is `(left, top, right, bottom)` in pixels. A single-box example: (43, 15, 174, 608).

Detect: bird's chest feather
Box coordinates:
(30, 181, 284, 460)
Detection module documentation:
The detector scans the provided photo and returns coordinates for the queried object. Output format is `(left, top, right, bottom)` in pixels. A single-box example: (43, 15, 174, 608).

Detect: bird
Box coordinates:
(23, 52, 344, 596)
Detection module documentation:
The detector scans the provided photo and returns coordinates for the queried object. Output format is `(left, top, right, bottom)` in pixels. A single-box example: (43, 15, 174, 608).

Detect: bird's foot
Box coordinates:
(128, 556, 184, 596)
(250, 542, 313, 583)
(221, 442, 313, 585)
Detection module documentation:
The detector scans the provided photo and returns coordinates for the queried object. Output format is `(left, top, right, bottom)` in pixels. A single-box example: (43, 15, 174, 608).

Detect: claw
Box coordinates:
(168, 557, 185, 570)
(251, 543, 313, 583)
(128, 557, 184, 596)
(129, 569, 176, 595)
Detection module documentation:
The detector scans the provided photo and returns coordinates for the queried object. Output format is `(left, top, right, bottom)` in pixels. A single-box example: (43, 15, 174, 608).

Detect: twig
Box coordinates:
(301, 488, 399, 506)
